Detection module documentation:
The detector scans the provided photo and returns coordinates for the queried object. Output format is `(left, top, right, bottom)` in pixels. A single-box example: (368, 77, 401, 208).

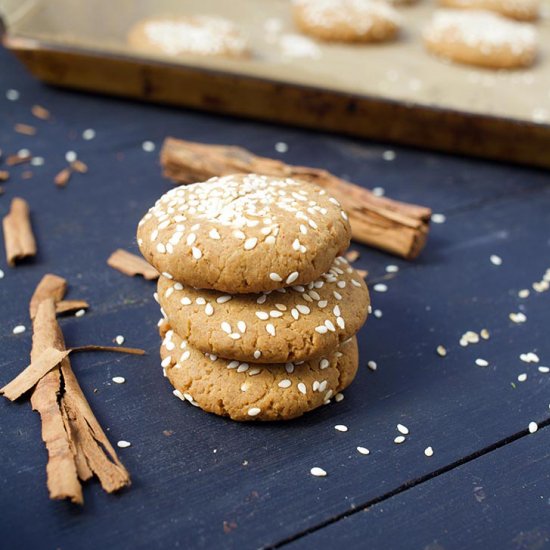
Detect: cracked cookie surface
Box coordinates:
(137, 174, 351, 293)
(160, 322, 359, 421)
(158, 255, 369, 363)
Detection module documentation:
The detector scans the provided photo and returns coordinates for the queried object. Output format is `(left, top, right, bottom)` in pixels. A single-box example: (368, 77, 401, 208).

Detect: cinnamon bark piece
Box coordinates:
(161, 138, 431, 259)
(3, 197, 37, 266)
(107, 248, 159, 280)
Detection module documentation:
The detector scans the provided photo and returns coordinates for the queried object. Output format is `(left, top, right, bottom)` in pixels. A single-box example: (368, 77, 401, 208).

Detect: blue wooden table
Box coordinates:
(1, 45, 549, 549)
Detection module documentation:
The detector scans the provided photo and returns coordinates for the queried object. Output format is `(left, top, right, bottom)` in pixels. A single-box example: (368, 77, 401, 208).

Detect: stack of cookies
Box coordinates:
(137, 174, 370, 421)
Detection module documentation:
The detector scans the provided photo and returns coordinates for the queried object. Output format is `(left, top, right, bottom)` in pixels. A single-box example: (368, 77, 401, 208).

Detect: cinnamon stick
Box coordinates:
(107, 248, 159, 280)
(3, 197, 37, 266)
(161, 138, 432, 259)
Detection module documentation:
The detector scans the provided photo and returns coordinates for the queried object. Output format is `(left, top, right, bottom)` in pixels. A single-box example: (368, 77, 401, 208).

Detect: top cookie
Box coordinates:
(292, 0, 401, 43)
(438, 0, 539, 21)
(128, 16, 249, 58)
(137, 174, 352, 293)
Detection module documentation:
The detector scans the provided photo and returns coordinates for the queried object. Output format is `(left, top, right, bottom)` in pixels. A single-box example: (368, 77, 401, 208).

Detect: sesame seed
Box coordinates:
(475, 358, 489, 367)
(397, 424, 409, 435)
(315, 325, 328, 334)
(509, 312, 527, 323)
(244, 237, 258, 250)
(480, 329, 490, 340)
(237, 321, 247, 333)
(173, 389, 185, 400)
(275, 142, 288, 153)
(298, 382, 307, 394)
(209, 228, 221, 239)
(254, 350, 262, 359)
(229, 333, 241, 340)
(325, 320, 336, 332)
(297, 304, 310, 315)
(318, 300, 328, 308)
(221, 322, 231, 334)
(436, 345, 447, 357)
(266, 323, 276, 336)
(30, 156, 44, 166)
(227, 360, 239, 369)
(382, 150, 396, 161)
(216, 295, 232, 304)
(357, 447, 370, 455)
(117, 440, 131, 448)
(75, 309, 86, 317)
(248, 407, 261, 417)
(394, 436, 406, 444)
(112, 377, 125, 384)
(374, 309, 383, 318)
(181, 297, 192, 305)
(82, 128, 96, 140)
(431, 213, 446, 224)
(192, 247, 202, 259)
(334, 425, 348, 432)
(156, 243, 166, 253)
(518, 289, 530, 298)
(335, 393, 344, 402)
(6, 89, 20, 101)
(115, 335, 125, 345)
(278, 379, 292, 388)
(372, 186, 385, 196)
(256, 311, 269, 320)
(269, 310, 283, 318)
(310, 467, 327, 477)
(204, 303, 214, 316)
(13, 324, 27, 334)
(320, 358, 330, 369)
(528, 421, 538, 434)
(538, 366, 549, 373)
(367, 361, 377, 371)
(65, 150, 77, 163)
(196, 297, 206, 305)
(142, 140, 155, 152)
(0, 269, 4, 279)
(424, 446, 434, 457)
(517, 373, 527, 382)
(286, 271, 299, 284)
(490, 255, 502, 266)
(270, 272, 283, 282)
(373, 283, 388, 293)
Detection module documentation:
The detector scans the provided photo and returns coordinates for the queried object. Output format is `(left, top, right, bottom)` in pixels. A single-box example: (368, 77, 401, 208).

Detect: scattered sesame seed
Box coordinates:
(509, 312, 527, 324)
(480, 329, 490, 340)
(373, 309, 383, 318)
(357, 446, 370, 455)
(431, 213, 446, 224)
(382, 150, 396, 161)
(397, 424, 409, 435)
(112, 376, 125, 384)
(30, 156, 44, 166)
(82, 128, 96, 140)
(269, 272, 283, 282)
(475, 358, 489, 367)
(490, 254, 502, 266)
(298, 382, 307, 394)
(335, 393, 344, 402)
(367, 360, 377, 371)
(373, 283, 387, 293)
(538, 366, 549, 373)
(517, 373, 527, 382)
(424, 446, 434, 457)
(275, 142, 288, 153)
(518, 289, 530, 298)
(216, 295, 232, 304)
(192, 247, 202, 259)
(247, 407, 261, 417)
(436, 345, 447, 357)
(310, 467, 327, 477)
(334, 425, 348, 432)
(12, 325, 26, 335)
(0, 269, 4, 279)
(142, 140, 155, 152)
(115, 335, 125, 345)
(6, 89, 20, 101)
(385, 265, 399, 273)
(278, 379, 292, 388)
(372, 186, 385, 196)
(65, 151, 77, 163)
(394, 436, 406, 444)
(286, 271, 299, 284)
(254, 350, 262, 359)
(266, 323, 276, 336)
(528, 421, 538, 434)
(117, 440, 131, 448)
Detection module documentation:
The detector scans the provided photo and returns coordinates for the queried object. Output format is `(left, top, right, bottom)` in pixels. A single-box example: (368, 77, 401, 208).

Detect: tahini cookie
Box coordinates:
(128, 16, 249, 58)
(160, 325, 359, 421)
(424, 10, 537, 69)
(137, 174, 352, 293)
(157, 256, 369, 363)
(438, 0, 539, 21)
(292, 0, 401, 43)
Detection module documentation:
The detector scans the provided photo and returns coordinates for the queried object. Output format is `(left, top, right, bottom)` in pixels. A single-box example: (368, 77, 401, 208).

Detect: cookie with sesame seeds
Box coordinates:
(157, 255, 369, 363)
(160, 324, 358, 421)
(438, 0, 539, 21)
(127, 16, 249, 59)
(423, 10, 537, 69)
(292, 0, 401, 43)
(137, 174, 352, 293)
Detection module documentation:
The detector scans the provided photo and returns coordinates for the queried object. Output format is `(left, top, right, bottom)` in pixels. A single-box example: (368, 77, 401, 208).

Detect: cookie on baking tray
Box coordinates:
(160, 324, 359, 421)
(438, 0, 539, 21)
(137, 174, 352, 294)
(157, 256, 369, 364)
(423, 10, 537, 69)
(292, 0, 401, 43)
(127, 16, 249, 58)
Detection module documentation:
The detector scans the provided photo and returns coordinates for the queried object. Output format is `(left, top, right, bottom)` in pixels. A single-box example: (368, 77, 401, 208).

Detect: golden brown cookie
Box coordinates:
(127, 16, 249, 58)
(160, 325, 359, 421)
(157, 256, 369, 363)
(438, 0, 539, 21)
(292, 0, 401, 43)
(424, 10, 537, 69)
(137, 174, 352, 293)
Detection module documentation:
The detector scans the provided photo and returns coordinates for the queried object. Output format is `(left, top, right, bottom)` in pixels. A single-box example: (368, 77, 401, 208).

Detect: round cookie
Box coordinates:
(160, 325, 359, 421)
(423, 10, 537, 69)
(157, 256, 369, 363)
(438, 0, 539, 21)
(292, 0, 401, 43)
(127, 16, 249, 59)
(137, 174, 352, 293)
